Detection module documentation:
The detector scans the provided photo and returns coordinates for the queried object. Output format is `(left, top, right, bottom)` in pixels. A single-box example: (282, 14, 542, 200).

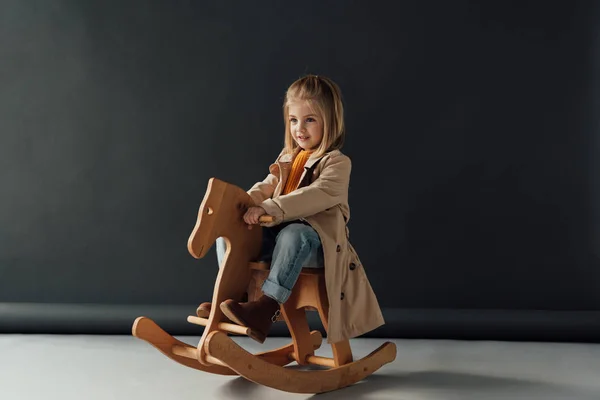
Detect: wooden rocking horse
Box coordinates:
(132, 177, 396, 393)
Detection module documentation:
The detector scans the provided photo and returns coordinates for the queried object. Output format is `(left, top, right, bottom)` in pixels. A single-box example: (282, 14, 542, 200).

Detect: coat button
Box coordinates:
(349, 263, 356, 270)
(340, 292, 345, 300)
(336, 244, 341, 252)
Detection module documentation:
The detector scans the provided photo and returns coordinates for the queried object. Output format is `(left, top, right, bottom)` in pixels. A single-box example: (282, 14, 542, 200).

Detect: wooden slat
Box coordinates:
(187, 316, 250, 336)
(187, 315, 209, 326)
(306, 355, 337, 368)
(288, 352, 336, 368)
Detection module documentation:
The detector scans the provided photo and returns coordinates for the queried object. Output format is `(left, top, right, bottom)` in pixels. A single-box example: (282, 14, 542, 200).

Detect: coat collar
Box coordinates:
(278, 147, 328, 169)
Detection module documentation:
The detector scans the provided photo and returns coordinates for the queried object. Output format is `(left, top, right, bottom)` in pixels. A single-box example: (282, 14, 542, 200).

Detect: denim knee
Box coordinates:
(261, 223, 323, 303)
(276, 223, 320, 248)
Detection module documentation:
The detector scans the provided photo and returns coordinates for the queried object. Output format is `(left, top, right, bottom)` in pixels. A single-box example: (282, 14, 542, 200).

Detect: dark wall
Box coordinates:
(2, 0, 600, 341)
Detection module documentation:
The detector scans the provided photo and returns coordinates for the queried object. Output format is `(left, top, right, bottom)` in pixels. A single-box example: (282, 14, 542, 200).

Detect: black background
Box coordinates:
(1, 1, 599, 341)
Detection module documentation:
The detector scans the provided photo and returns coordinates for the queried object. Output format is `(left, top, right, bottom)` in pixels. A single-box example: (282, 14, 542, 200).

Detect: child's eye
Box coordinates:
(306, 117, 315, 122)
(290, 118, 297, 123)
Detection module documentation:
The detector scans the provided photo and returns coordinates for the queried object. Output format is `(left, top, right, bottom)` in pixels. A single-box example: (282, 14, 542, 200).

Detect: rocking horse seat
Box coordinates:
(248, 261, 324, 274)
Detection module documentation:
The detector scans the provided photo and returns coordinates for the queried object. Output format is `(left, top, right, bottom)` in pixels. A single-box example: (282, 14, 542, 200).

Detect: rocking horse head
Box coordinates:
(187, 177, 259, 259)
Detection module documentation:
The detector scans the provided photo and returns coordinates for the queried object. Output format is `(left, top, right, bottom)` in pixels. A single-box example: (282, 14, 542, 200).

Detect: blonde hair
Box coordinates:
(283, 75, 345, 158)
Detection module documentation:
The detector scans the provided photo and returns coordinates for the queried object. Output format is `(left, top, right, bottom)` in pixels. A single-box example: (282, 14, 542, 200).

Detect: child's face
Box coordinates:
(287, 100, 324, 151)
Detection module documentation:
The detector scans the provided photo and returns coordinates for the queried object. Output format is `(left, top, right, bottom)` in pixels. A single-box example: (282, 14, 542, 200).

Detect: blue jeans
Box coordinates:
(216, 222, 324, 304)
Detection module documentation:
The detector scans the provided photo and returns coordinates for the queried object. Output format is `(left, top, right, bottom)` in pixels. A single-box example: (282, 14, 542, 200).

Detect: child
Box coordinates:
(200, 75, 384, 344)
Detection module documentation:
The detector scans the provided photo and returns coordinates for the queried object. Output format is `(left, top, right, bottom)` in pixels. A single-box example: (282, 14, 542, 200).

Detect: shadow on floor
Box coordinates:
(217, 370, 599, 399)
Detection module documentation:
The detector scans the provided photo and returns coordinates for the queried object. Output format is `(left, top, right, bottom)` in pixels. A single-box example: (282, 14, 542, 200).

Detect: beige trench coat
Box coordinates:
(247, 147, 385, 343)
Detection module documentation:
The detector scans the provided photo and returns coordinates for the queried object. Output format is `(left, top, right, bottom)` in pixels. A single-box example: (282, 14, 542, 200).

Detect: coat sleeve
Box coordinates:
(260, 154, 351, 224)
(247, 173, 278, 205)
(246, 150, 284, 205)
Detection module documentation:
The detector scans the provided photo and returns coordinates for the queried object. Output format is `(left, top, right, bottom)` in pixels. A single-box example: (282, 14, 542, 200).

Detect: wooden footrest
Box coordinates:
(187, 315, 259, 337)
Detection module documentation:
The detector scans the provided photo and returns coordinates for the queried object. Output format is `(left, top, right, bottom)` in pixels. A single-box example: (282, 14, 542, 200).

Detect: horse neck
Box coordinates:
(214, 214, 248, 253)
(215, 215, 262, 268)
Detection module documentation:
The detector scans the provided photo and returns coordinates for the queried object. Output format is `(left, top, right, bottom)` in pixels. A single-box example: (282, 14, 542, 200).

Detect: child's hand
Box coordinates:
(243, 206, 267, 229)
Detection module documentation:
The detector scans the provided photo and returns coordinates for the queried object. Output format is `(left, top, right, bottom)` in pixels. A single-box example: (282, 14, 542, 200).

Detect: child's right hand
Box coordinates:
(243, 206, 267, 229)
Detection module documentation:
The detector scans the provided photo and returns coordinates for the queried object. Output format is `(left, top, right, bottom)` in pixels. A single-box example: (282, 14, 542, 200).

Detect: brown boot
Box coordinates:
(220, 295, 281, 343)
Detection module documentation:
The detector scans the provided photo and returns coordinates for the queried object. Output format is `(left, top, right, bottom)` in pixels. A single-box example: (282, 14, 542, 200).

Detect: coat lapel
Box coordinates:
(275, 147, 327, 195)
(297, 152, 326, 189)
(274, 148, 298, 197)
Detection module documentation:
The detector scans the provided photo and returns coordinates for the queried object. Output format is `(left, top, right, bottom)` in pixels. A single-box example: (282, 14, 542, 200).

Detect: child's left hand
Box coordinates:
(243, 206, 267, 229)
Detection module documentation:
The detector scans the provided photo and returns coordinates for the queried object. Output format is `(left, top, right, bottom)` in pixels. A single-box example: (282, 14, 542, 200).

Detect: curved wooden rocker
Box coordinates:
(132, 177, 396, 393)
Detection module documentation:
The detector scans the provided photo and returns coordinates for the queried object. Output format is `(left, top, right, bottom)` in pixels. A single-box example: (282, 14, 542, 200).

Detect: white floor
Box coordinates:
(1, 334, 600, 399)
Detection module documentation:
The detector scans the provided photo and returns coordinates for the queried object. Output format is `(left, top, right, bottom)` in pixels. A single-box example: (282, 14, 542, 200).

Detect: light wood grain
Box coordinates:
(206, 331, 397, 394)
(187, 316, 252, 336)
(132, 177, 397, 393)
(187, 178, 263, 365)
(132, 317, 237, 376)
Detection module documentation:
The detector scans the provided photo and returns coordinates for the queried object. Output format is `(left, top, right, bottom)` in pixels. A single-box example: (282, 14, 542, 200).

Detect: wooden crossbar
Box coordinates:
(187, 315, 254, 336)
(288, 352, 337, 368)
(170, 346, 243, 369)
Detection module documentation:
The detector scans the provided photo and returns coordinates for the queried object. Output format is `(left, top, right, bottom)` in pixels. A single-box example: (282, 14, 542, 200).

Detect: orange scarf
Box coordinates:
(282, 150, 312, 195)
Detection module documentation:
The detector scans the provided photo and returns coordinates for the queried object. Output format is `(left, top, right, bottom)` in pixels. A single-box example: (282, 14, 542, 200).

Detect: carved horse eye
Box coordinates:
(206, 207, 213, 215)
